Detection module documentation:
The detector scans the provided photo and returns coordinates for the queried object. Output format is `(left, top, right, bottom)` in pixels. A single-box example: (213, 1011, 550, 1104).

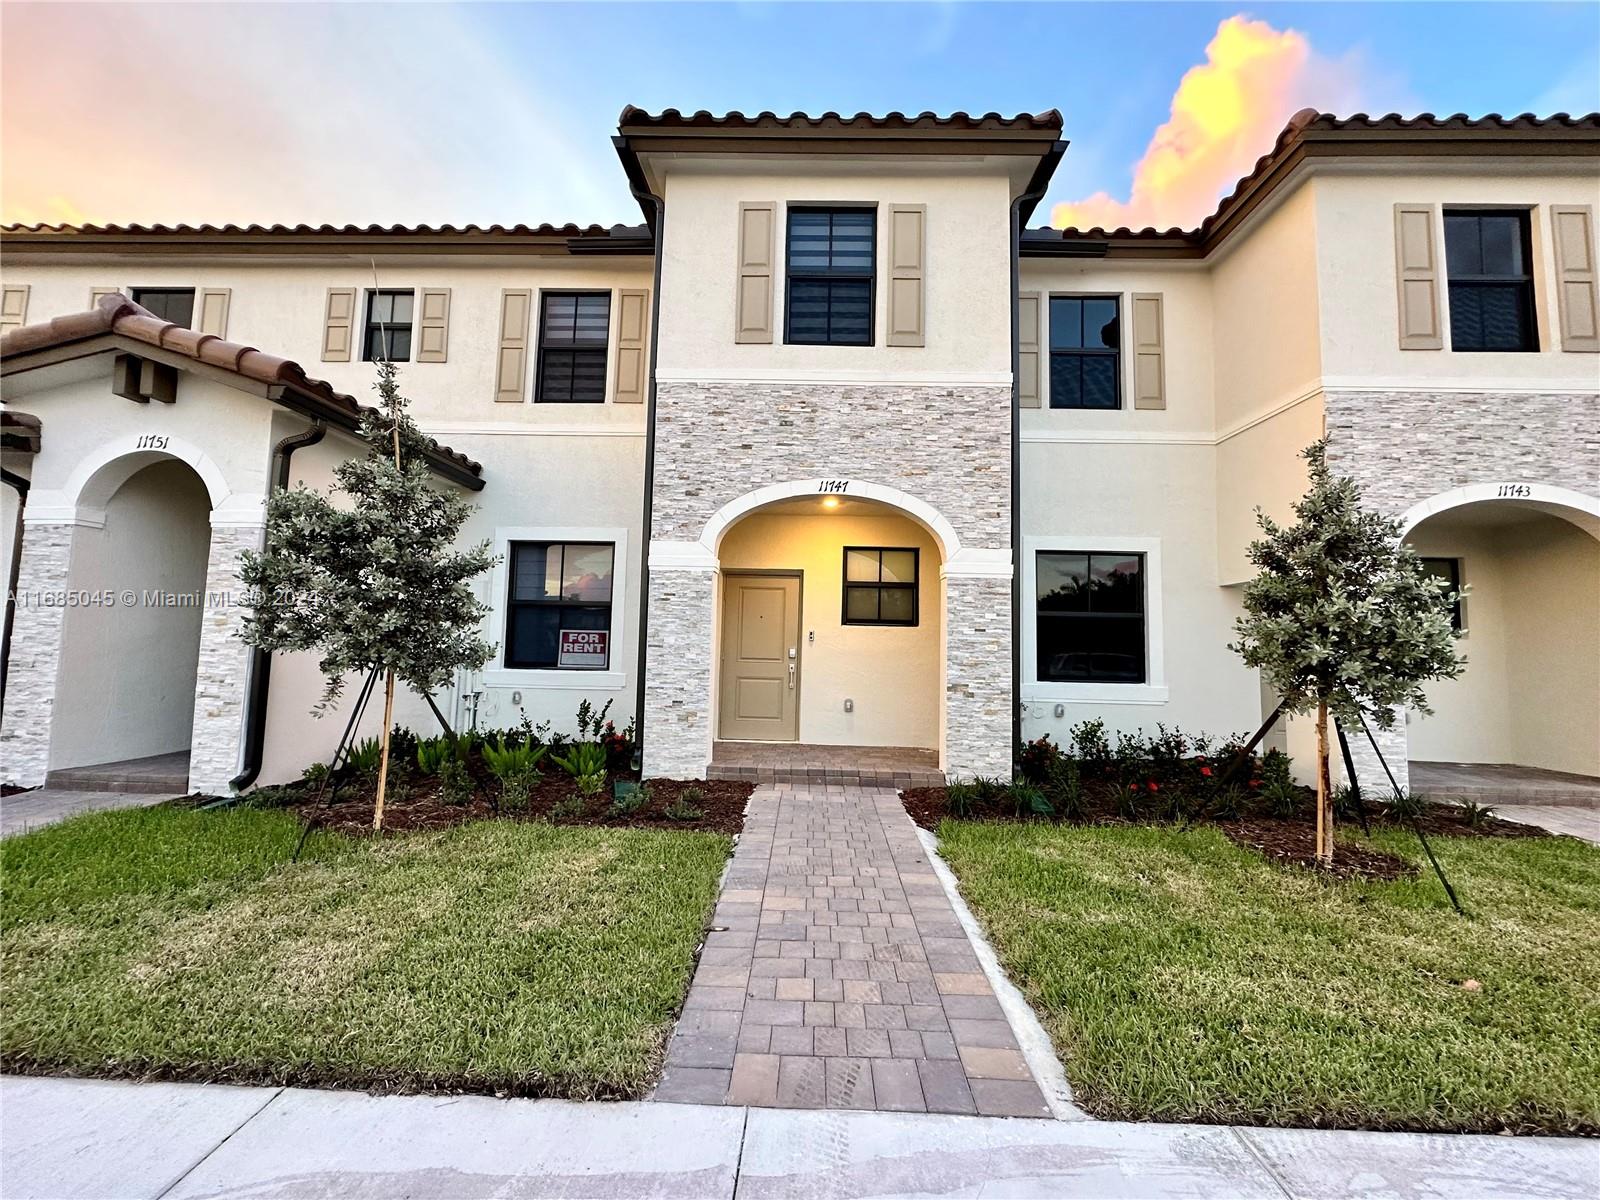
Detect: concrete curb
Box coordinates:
(915, 824, 1090, 1122)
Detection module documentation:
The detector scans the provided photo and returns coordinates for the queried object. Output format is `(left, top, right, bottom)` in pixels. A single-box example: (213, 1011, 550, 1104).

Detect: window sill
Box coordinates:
(1023, 682, 1170, 705)
(481, 669, 627, 691)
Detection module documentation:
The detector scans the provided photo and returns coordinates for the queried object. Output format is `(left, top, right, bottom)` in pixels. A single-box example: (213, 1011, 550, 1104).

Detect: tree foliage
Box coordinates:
(240, 362, 494, 711)
(1230, 440, 1464, 728)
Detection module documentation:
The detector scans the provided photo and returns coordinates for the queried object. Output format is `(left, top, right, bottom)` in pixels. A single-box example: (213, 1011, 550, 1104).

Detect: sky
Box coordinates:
(2, 2, 1597, 233)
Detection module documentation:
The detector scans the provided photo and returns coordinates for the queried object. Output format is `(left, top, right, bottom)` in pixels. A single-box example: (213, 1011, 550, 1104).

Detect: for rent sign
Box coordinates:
(558, 630, 608, 669)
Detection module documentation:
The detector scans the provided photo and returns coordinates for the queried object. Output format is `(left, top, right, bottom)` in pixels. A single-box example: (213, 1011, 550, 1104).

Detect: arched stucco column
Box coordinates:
(0, 517, 79, 786)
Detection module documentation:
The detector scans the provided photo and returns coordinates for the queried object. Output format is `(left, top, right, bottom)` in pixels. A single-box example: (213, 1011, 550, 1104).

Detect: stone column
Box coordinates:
(187, 522, 262, 794)
(640, 563, 718, 780)
(0, 521, 76, 787)
(943, 571, 1013, 780)
(1343, 707, 1410, 799)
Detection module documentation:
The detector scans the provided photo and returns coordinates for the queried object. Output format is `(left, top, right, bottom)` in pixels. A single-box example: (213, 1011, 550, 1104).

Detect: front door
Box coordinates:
(719, 573, 801, 741)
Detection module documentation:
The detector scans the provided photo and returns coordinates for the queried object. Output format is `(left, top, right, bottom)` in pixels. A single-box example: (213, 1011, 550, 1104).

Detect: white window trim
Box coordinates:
(1021, 534, 1168, 704)
(483, 525, 629, 691)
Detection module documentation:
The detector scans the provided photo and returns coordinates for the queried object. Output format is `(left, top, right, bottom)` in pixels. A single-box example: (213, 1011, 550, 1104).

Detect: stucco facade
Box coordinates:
(2, 108, 1597, 793)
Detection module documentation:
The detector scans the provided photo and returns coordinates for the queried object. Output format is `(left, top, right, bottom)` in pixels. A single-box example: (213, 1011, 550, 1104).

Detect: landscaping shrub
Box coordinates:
(608, 783, 650, 819)
(1009, 782, 1054, 820)
(1043, 756, 1086, 822)
(346, 736, 383, 777)
(416, 736, 453, 777)
(482, 734, 547, 781)
(1387, 790, 1428, 824)
(438, 758, 473, 806)
(1459, 798, 1497, 828)
(549, 794, 588, 822)
(664, 788, 705, 822)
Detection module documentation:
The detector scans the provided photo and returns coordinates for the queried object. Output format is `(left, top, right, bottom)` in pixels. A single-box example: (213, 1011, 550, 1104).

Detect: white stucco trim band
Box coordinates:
(1397, 482, 1600, 538)
(1021, 534, 1168, 705)
(700, 478, 966, 560)
(655, 368, 1012, 387)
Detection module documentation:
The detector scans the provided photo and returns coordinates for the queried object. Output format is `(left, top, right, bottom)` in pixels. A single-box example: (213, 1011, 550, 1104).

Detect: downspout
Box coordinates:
(229, 421, 325, 791)
(616, 136, 666, 767)
(0, 467, 29, 709)
(1009, 143, 1066, 771)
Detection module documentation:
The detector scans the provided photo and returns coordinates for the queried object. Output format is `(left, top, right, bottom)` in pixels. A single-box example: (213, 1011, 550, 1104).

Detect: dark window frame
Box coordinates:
(130, 287, 196, 327)
(1048, 293, 1123, 410)
(1420, 556, 1465, 633)
(784, 204, 877, 347)
(362, 288, 415, 363)
(535, 289, 611, 404)
(1035, 549, 1148, 684)
(841, 546, 919, 627)
(504, 540, 616, 671)
(1443, 208, 1538, 353)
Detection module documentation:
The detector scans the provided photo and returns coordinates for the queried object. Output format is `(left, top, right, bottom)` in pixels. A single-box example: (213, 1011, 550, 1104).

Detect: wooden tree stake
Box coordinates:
(372, 668, 396, 832)
(1315, 700, 1333, 866)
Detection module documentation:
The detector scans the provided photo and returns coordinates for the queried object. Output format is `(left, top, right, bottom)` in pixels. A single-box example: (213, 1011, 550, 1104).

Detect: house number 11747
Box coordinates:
(817, 479, 849, 494)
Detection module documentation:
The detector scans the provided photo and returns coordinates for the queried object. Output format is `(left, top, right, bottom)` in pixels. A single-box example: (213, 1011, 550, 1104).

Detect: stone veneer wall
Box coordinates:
(1325, 388, 1600, 794)
(187, 524, 262, 794)
(0, 522, 75, 787)
(644, 380, 1013, 779)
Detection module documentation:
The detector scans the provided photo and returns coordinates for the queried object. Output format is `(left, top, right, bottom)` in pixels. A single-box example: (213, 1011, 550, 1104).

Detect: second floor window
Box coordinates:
(786, 207, 875, 345)
(364, 289, 414, 362)
(1049, 296, 1120, 409)
(1444, 210, 1536, 352)
(538, 292, 610, 403)
(131, 288, 195, 327)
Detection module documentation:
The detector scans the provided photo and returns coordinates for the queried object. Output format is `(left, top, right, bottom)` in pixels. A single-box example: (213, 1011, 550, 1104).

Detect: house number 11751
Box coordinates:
(135, 434, 170, 450)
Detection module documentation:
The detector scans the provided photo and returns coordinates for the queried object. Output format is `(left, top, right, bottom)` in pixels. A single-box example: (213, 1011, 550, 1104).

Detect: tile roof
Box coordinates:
(1034, 110, 1600, 251)
(618, 107, 1063, 133)
(0, 294, 483, 486)
(0, 221, 644, 238)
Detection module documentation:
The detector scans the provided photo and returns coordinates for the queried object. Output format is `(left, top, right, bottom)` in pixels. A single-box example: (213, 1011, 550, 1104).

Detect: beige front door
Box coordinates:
(719, 573, 801, 741)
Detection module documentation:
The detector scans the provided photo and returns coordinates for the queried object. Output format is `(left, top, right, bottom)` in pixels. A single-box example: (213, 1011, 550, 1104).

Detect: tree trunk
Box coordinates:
(1315, 700, 1333, 867)
(372, 669, 396, 832)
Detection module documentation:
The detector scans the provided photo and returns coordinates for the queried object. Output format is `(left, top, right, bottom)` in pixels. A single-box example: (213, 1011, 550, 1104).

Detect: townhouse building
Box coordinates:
(2, 108, 1596, 796)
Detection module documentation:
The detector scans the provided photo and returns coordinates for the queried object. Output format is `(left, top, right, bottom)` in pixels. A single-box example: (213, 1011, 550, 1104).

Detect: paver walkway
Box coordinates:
(1, 788, 177, 839)
(654, 784, 1051, 1118)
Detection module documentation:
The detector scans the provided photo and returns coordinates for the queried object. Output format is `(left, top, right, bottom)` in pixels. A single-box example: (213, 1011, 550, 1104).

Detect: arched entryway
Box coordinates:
(47, 455, 214, 789)
(1402, 486, 1599, 788)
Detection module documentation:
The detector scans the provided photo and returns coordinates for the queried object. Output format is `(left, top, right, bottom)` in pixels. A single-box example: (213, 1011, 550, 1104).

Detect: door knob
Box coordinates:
(788, 664, 796, 689)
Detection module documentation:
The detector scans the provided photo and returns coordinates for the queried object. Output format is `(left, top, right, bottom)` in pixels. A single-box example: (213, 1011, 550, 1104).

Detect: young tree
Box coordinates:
(1230, 440, 1462, 865)
(240, 362, 494, 829)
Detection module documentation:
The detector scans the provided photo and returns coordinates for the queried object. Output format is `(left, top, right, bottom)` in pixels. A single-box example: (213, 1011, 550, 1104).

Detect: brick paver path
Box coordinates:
(654, 784, 1051, 1118)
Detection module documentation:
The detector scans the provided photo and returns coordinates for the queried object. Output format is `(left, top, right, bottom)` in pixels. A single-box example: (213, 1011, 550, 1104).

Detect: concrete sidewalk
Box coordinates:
(3, 1075, 1594, 1200)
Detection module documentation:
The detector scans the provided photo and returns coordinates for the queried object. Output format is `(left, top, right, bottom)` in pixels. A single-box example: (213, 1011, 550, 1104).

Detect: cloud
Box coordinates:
(1050, 14, 1381, 232)
(0, 3, 630, 227)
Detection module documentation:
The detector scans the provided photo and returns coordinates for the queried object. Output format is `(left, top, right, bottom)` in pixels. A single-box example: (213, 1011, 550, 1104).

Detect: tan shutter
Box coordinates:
(198, 288, 230, 337)
(0, 283, 28, 333)
(322, 287, 357, 362)
(1017, 293, 1041, 408)
(90, 286, 119, 308)
(1394, 204, 1443, 350)
(1551, 205, 1600, 353)
(416, 287, 451, 363)
(1131, 293, 1167, 410)
(887, 204, 926, 347)
(495, 288, 533, 403)
(735, 201, 776, 343)
(613, 288, 650, 404)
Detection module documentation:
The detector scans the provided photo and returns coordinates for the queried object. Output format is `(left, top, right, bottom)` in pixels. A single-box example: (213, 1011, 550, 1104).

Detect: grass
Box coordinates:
(937, 820, 1600, 1133)
(1, 805, 730, 1098)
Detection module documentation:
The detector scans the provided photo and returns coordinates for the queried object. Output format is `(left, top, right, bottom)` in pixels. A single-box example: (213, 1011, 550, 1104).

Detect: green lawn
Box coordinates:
(938, 821, 1600, 1133)
(2, 805, 729, 1098)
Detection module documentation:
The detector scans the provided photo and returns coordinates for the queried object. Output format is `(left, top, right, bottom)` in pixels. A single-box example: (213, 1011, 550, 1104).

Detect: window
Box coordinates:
(1035, 551, 1145, 682)
(363, 289, 414, 362)
(785, 207, 875, 345)
(1421, 557, 1464, 633)
(1444, 210, 1537, 352)
(1049, 296, 1120, 409)
(131, 288, 195, 326)
(842, 547, 918, 626)
(505, 542, 615, 670)
(537, 292, 610, 403)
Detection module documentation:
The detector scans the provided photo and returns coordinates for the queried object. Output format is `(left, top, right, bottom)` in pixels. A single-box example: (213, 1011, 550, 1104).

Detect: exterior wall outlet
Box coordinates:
(844, 698, 854, 713)
(1053, 703, 1065, 718)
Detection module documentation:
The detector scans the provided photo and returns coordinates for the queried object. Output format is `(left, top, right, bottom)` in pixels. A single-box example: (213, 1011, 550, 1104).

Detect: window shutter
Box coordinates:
(495, 288, 533, 403)
(1551, 205, 1600, 353)
(613, 288, 650, 404)
(1017, 293, 1041, 408)
(1131, 293, 1166, 410)
(90, 286, 119, 308)
(735, 201, 776, 343)
(1394, 204, 1442, 350)
(322, 287, 356, 362)
(198, 288, 231, 337)
(0, 283, 28, 333)
(415, 287, 451, 363)
(887, 204, 926, 347)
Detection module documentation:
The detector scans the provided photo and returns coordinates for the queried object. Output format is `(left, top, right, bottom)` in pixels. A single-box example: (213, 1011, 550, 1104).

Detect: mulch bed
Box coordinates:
(1, 784, 34, 798)
(903, 786, 1549, 883)
(184, 773, 752, 837)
